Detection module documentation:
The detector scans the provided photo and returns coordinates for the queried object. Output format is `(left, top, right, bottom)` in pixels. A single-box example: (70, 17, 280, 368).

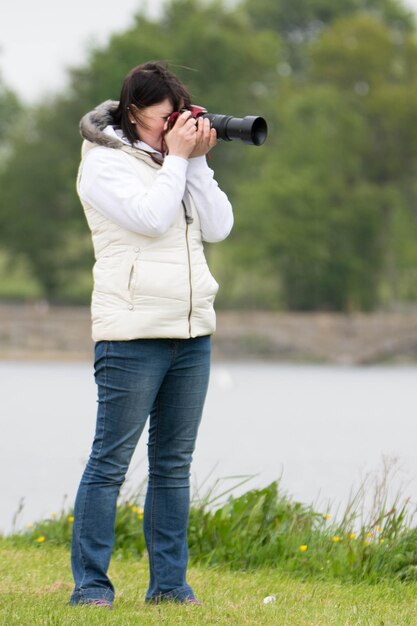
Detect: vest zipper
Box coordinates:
(183, 202, 193, 337)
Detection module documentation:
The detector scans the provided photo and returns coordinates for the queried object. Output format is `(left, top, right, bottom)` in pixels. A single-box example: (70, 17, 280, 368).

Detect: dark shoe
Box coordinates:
(184, 597, 203, 606)
(146, 595, 202, 606)
(84, 599, 113, 609)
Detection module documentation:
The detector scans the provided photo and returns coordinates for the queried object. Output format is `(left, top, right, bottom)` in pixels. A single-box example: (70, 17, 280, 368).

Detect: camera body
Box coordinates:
(167, 104, 267, 146)
(166, 104, 207, 128)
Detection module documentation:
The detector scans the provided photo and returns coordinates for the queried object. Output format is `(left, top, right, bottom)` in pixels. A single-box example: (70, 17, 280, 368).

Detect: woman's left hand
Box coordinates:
(189, 117, 217, 158)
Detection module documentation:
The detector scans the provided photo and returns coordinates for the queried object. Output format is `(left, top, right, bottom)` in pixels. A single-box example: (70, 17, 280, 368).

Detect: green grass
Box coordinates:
(1, 541, 417, 625)
(6, 466, 417, 624)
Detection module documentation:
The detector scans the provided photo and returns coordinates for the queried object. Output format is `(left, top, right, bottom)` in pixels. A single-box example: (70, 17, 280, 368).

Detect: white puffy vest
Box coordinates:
(78, 143, 219, 341)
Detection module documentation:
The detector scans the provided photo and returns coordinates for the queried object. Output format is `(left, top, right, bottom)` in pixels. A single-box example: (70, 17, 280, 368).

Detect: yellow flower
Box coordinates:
(137, 508, 144, 521)
(348, 533, 356, 540)
(50, 512, 56, 519)
(376, 526, 383, 533)
(366, 532, 373, 538)
(131, 506, 139, 513)
(332, 536, 341, 543)
(68, 515, 74, 523)
(324, 514, 331, 521)
(36, 536, 46, 543)
(299, 545, 308, 552)
(380, 539, 385, 544)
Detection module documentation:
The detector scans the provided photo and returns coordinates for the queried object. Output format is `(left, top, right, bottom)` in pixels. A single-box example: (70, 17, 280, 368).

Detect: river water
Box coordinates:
(1, 360, 416, 534)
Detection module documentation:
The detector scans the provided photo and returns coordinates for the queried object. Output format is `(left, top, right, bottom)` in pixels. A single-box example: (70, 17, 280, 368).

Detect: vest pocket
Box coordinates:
(93, 249, 139, 303)
(127, 262, 136, 299)
(124, 247, 141, 301)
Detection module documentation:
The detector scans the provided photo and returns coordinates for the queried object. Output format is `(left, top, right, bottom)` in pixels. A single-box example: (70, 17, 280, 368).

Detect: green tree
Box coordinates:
(240, 0, 414, 37)
(0, 98, 92, 299)
(224, 86, 383, 310)
(239, 0, 415, 75)
(0, 76, 21, 156)
(311, 13, 417, 305)
(1, 0, 417, 310)
(220, 10, 417, 311)
(0, 0, 279, 300)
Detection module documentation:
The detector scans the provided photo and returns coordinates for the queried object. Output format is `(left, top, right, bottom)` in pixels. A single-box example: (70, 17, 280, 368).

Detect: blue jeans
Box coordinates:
(70, 336, 211, 605)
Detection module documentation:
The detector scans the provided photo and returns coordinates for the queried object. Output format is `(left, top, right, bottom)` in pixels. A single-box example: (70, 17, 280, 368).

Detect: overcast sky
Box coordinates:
(0, 0, 163, 102)
(2, 0, 417, 103)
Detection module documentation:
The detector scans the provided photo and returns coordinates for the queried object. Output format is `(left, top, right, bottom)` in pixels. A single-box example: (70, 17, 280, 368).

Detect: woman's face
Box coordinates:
(130, 98, 174, 151)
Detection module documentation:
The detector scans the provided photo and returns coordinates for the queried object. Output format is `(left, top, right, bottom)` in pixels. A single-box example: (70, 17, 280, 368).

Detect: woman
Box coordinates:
(69, 61, 233, 607)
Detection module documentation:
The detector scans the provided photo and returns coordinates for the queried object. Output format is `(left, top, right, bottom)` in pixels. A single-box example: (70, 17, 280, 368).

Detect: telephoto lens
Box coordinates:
(203, 113, 268, 146)
(165, 105, 268, 146)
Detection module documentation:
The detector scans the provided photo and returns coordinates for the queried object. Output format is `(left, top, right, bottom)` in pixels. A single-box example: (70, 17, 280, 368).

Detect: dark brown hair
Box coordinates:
(113, 61, 192, 144)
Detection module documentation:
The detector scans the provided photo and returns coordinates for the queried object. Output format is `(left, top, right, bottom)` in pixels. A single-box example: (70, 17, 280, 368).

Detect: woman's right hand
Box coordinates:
(164, 111, 197, 159)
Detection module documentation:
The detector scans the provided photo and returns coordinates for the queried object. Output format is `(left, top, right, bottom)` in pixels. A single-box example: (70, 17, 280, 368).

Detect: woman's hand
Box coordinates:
(164, 111, 198, 159)
(189, 117, 217, 158)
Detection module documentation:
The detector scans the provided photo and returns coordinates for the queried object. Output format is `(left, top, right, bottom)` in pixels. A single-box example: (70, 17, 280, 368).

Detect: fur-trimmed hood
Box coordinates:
(79, 100, 123, 148)
(79, 100, 163, 171)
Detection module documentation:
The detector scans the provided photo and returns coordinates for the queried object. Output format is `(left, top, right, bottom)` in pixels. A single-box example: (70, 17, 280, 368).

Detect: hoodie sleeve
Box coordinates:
(186, 157, 234, 242)
(78, 147, 189, 237)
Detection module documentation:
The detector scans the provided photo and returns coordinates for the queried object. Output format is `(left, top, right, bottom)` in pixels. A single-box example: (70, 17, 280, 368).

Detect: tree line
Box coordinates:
(1, 0, 417, 311)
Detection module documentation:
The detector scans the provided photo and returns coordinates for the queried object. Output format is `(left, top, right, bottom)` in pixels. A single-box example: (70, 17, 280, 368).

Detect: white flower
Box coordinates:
(263, 595, 276, 605)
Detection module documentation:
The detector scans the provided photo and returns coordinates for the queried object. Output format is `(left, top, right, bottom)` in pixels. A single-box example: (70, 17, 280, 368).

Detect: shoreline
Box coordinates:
(1, 303, 417, 364)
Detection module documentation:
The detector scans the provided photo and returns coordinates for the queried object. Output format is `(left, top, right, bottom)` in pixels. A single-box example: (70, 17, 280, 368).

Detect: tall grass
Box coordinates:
(7, 459, 417, 584)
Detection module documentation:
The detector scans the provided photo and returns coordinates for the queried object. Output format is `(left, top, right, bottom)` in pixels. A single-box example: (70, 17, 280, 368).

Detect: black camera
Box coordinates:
(167, 105, 268, 146)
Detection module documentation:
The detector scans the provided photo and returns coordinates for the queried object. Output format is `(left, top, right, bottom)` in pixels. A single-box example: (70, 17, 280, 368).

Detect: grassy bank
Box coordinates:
(1, 541, 417, 625)
(4, 474, 417, 624)
(11, 476, 417, 586)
